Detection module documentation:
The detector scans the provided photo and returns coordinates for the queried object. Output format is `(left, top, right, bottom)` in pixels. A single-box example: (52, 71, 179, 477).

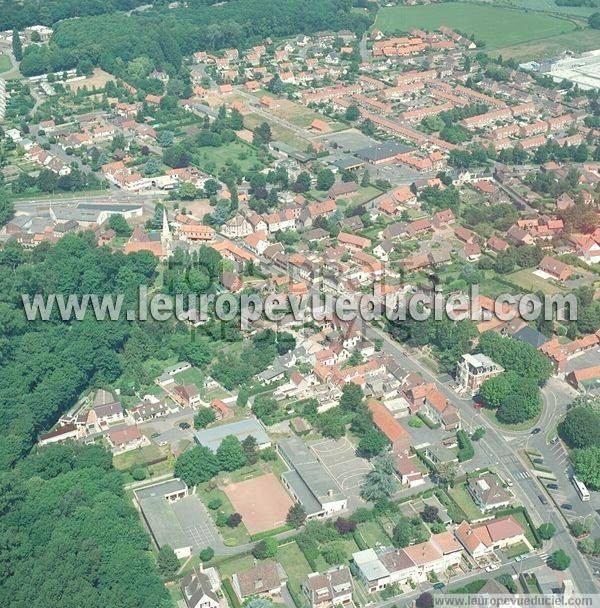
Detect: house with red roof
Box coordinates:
(367, 398, 411, 456)
(455, 516, 528, 558)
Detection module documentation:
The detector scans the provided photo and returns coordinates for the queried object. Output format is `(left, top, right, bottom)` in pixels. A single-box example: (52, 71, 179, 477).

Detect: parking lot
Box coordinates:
(310, 437, 372, 500)
(172, 496, 222, 551)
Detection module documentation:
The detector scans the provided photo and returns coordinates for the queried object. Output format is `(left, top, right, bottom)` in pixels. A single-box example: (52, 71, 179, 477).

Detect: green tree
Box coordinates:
(108, 214, 132, 237)
(216, 435, 246, 471)
(345, 105, 359, 121)
(316, 168, 335, 191)
(252, 537, 278, 559)
(357, 428, 389, 458)
(194, 408, 216, 429)
(157, 545, 179, 580)
(287, 503, 307, 528)
(572, 446, 600, 489)
(558, 406, 600, 449)
(548, 549, 571, 571)
(200, 547, 214, 562)
(360, 453, 397, 502)
(242, 435, 259, 465)
(538, 523, 556, 540)
(339, 383, 364, 412)
(12, 29, 22, 61)
(174, 445, 219, 485)
(393, 518, 413, 548)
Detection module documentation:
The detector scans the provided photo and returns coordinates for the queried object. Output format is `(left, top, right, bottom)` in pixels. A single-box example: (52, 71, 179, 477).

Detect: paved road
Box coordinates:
(356, 320, 598, 593)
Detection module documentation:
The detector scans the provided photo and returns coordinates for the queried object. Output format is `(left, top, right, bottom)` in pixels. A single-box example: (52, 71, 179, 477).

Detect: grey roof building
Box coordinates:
(194, 417, 271, 452)
(355, 141, 414, 163)
(278, 436, 346, 517)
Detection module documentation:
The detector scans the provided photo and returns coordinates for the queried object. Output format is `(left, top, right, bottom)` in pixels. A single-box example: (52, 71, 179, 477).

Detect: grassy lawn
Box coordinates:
(373, 2, 577, 50)
(197, 484, 251, 546)
(356, 520, 392, 548)
(481, 406, 543, 432)
(493, 0, 597, 18)
(503, 540, 530, 559)
(509, 511, 539, 548)
(507, 268, 564, 295)
(447, 485, 485, 522)
(212, 553, 255, 578)
(193, 141, 264, 175)
(175, 367, 205, 387)
(277, 541, 313, 597)
(112, 443, 167, 471)
(0, 54, 13, 73)
(243, 112, 310, 150)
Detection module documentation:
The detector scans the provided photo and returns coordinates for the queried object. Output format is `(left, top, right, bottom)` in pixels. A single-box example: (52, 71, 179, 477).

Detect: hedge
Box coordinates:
(223, 578, 242, 608)
(353, 529, 368, 551)
(287, 583, 305, 608)
(250, 524, 293, 541)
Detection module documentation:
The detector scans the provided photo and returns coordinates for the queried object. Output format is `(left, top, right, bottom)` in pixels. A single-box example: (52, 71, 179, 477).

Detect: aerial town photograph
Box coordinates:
(0, 0, 599, 607)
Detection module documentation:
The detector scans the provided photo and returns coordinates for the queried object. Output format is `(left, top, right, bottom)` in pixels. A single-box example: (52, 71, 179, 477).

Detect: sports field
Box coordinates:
(374, 2, 577, 50)
(223, 472, 294, 535)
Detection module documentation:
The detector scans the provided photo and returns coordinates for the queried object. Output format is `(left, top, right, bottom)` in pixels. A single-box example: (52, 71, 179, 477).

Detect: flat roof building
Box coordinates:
(193, 417, 271, 452)
(278, 436, 346, 518)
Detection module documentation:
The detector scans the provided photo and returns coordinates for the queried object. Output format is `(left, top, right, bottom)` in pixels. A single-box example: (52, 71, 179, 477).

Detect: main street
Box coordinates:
(362, 321, 598, 594)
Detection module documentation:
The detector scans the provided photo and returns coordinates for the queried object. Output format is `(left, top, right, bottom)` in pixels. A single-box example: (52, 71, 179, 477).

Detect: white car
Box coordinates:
(485, 564, 500, 572)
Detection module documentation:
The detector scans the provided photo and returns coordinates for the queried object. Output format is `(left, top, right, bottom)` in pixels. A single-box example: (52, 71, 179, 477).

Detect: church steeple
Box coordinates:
(161, 207, 171, 256)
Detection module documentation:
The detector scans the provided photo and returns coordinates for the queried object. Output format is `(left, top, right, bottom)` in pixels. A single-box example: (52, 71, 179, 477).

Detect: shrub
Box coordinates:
(227, 513, 242, 528)
(208, 497, 222, 510)
(200, 547, 214, 562)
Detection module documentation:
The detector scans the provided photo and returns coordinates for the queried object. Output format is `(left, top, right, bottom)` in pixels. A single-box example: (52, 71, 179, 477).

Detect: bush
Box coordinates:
(252, 537, 278, 560)
(131, 466, 147, 481)
(334, 517, 357, 535)
(208, 497, 222, 510)
(457, 430, 474, 462)
(227, 513, 242, 528)
(199, 547, 214, 562)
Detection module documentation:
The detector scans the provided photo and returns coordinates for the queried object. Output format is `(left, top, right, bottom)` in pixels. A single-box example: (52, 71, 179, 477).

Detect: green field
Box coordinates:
(495, 28, 600, 60)
(492, 0, 598, 18)
(112, 443, 167, 471)
(374, 2, 577, 49)
(507, 268, 564, 295)
(0, 54, 13, 73)
(193, 140, 264, 175)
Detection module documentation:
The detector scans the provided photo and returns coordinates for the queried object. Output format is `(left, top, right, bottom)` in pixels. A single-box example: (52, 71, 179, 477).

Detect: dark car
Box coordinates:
(531, 427, 541, 435)
(546, 483, 559, 490)
(533, 458, 544, 465)
(538, 495, 548, 505)
(561, 503, 573, 510)
(433, 582, 445, 590)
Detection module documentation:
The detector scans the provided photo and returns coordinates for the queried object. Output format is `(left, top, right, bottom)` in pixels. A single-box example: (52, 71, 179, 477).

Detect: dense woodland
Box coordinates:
(0, 233, 175, 607)
(19, 0, 371, 76)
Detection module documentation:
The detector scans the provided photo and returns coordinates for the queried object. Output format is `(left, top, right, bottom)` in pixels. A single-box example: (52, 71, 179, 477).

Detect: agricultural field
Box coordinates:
(373, 2, 578, 49)
(487, 0, 599, 18)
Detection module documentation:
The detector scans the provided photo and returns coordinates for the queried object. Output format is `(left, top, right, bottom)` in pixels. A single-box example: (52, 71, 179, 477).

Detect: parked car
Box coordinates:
(538, 495, 548, 505)
(433, 583, 445, 590)
(485, 564, 499, 572)
(561, 503, 573, 510)
(546, 483, 559, 490)
(533, 458, 544, 465)
(531, 427, 541, 435)
(515, 556, 523, 562)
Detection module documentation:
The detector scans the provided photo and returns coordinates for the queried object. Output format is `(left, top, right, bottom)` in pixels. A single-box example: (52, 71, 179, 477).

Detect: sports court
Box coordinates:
(310, 437, 372, 493)
(223, 473, 294, 535)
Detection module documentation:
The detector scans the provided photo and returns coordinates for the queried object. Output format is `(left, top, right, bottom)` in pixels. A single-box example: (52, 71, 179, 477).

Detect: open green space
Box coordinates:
(481, 403, 543, 431)
(373, 2, 577, 49)
(192, 140, 264, 175)
(0, 54, 13, 73)
(112, 443, 167, 471)
(356, 520, 392, 548)
(197, 484, 251, 546)
(277, 541, 313, 598)
(447, 485, 485, 522)
(490, 0, 598, 18)
(507, 268, 564, 295)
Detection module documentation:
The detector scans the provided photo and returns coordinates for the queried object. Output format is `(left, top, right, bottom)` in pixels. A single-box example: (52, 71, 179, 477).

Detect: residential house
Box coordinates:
(181, 568, 220, 608)
(231, 561, 287, 602)
(467, 473, 512, 512)
(538, 256, 571, 282)
(302, 566, 353, 608)
(107, 425, 145, 454)
(456, 353, 503, 393)
(455, 516, 528, 558)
